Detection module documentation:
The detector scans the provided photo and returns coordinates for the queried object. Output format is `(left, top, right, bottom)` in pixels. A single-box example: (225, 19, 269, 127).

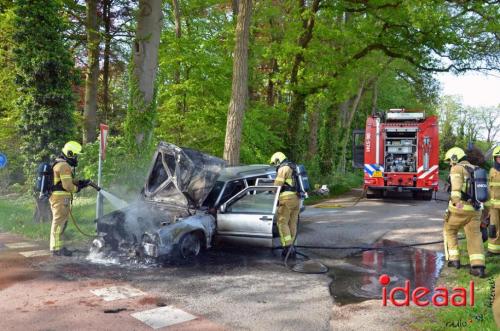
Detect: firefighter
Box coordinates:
(49, 141, 90, 256)
(486, 146, 500, 255)
(443, 147, 486, 277)
(270, 152, 300, 259)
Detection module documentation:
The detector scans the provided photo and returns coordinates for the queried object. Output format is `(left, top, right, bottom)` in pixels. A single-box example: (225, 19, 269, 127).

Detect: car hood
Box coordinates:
(142, 142, 226, 209)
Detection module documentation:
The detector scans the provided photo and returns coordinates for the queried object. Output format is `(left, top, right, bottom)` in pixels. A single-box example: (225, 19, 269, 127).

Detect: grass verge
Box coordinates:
(0, 195, 101, 246)
(412, 239, 499, 330)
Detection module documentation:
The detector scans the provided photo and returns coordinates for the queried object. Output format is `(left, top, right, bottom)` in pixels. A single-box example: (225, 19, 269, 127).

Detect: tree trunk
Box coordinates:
(172, 0, 184, 142)
(172, 0, 182, 85)
(266, 58, 278, 106)
(266, 16, 281, 106)
(83, 0, 100, 143)
(102, 0, 111, 123)
(127, 0, 163, 150)
(338, 81, 366, 173)
(319, 105, 338, 174)
(223, 0, 252, 165)
(232, 0, 239, 20)
(306, 108, 319, 160)
(371, 79, 378, 115)
(284, 0, 321, 161)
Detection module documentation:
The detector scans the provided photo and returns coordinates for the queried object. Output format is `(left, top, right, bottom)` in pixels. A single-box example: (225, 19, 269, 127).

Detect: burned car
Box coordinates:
(93, 142, 286, 260)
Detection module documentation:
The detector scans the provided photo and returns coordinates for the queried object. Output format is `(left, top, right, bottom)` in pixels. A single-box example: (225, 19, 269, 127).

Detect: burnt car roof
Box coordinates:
(217, 165, 276, 181)
(142, 142, 226, 209)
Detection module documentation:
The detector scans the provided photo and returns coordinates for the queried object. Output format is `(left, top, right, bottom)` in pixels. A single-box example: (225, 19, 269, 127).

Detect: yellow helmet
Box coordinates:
(493, 146, 500, 158)
(270, 152, 287, 165)
(444, 147, 465, 164)
(62, 141, 82, 158)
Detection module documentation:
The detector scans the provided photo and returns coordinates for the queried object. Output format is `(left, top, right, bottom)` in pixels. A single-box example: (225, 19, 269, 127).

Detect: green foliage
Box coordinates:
(156, 0, 233, 157)
(0, 0, 498, 194)
(304, 169, 364, 205)
(0, 195, 100, 243)
(77, 135, 150, 198)
(413, 241, 500, 331)
(0, 5, 24, 185)
(438, 96, 497, 164)
(13, 0, 78, 183)
(240, 102, 286, 164)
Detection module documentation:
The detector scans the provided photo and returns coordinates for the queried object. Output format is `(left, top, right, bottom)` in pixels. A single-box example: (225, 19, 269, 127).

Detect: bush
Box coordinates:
(77, 136, 150, 200)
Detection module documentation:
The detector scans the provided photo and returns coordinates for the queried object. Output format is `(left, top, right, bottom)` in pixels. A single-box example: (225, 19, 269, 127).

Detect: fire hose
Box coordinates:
(281, 235, 466, 275)
(281, 189, 466, 274)
(62, 180, 102, 238)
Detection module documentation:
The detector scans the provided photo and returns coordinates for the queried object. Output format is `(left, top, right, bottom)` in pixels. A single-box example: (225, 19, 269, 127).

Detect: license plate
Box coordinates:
(372, 171, 383, 177)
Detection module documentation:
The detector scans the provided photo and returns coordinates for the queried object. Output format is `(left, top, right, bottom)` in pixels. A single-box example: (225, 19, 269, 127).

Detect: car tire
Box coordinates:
(177, 232, 203, 259)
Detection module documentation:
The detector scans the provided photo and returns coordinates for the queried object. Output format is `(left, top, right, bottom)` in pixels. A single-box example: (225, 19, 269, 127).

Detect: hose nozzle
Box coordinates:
(88, 181, 101, 191)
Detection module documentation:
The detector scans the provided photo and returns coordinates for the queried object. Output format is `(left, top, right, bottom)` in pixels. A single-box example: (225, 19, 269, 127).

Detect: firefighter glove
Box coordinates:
(77, 179, 91, 191)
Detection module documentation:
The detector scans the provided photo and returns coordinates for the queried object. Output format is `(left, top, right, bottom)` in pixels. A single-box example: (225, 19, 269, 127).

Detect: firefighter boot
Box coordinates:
(52, 247, 73, 257)
(447, 260, 461, 269)
(470, 266, 486, 278)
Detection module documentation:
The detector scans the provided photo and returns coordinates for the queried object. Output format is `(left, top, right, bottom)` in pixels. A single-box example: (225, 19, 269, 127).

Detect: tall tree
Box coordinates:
(83, 0, 100, 143)
(284, 0, 321, 161)
(125, 0, 163, 153)
(223, 0, 252, 165)
(102, 0, 112, 122)
(13, 0, 77, 178)
(477, 106, 500, 146)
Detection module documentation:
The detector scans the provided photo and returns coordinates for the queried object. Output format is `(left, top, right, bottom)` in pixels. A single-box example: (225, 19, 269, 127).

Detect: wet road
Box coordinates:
(0, 189, 448, 330)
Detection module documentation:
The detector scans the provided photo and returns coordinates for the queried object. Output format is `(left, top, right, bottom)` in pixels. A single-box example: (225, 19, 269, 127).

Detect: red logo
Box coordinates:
(379, 274, 475, 307)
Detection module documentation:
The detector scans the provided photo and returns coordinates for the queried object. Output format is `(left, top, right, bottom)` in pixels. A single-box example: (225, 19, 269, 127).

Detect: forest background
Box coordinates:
(0, 0, 499, 197)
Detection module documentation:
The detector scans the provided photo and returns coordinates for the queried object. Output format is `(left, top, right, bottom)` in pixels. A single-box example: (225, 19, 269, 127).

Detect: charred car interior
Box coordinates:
(93, 142, 284, 261)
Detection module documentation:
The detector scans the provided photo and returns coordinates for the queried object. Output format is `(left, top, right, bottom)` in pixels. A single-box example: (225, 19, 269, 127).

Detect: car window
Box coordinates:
(226, 188, 277, 214)
(219, 180, 246, 205)
(246, 175, 273, 186)
(203, 181, 225, 207)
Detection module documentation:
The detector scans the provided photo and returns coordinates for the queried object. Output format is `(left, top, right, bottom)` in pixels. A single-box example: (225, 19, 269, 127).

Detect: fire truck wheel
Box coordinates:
(412, 191, 433, 201)
(366, 189, 382, 199)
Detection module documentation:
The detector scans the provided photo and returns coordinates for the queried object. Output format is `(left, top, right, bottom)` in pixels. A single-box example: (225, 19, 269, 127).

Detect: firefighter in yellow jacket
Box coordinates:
(486, 146, 500, 255)
(49, 141, 90, 256)
(443, 147, 486, 277)
(271, 152, 300, 259)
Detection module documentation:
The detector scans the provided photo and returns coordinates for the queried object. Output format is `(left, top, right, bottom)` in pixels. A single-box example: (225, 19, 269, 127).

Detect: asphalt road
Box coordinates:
(0, 189, 449, 331)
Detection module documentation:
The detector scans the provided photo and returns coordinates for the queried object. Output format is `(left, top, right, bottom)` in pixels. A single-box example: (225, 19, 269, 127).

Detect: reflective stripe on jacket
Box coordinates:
(448, 161, 479, 213)
(488, 168, 500, 208)
(52, 161, 77, 196)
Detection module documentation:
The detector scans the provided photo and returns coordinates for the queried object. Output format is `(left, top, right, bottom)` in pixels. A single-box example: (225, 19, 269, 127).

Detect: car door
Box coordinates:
(216, 186, 280, 248)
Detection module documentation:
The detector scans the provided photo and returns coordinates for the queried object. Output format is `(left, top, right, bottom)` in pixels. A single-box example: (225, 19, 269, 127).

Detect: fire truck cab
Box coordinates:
(353, 109, 439, 200)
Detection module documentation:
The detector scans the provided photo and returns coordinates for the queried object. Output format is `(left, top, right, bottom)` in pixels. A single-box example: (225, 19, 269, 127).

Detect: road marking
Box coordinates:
(131, 306, 197, 329)
(6, 242, 38, 249)
(91, 286, 146, 301)
(19, 250, 51, 257)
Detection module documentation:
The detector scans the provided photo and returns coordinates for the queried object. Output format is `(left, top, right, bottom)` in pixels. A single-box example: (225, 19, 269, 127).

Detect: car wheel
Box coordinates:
(178, 232, 203, 259)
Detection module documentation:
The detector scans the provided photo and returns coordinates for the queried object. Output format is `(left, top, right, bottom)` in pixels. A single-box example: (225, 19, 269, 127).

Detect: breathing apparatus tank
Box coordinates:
(471, 167, 488, 203)
(296, 164, 310, 199)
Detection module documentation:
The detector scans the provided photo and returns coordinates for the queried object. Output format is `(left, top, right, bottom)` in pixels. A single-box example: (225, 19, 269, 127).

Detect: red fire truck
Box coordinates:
(353, 109, 439, 200)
